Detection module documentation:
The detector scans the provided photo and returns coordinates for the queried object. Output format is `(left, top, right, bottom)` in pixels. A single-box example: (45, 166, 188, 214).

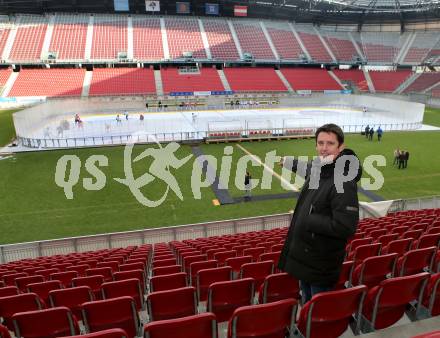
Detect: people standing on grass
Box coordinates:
(368, 127, 374, 141)
(404, 150, 409, 168)
(244, 171, 252, 201)
(393, 148, 400, 165)
(365, 125, 370, 138)
(377, 126, 383, 141)
(398, 150, 406, 169)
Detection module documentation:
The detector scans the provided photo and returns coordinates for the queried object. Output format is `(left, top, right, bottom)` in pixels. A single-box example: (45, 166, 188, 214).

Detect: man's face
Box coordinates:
(316, 131, 344, 163)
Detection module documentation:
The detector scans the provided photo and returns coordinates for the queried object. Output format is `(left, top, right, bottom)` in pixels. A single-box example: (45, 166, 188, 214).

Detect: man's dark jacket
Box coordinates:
(278, 149, 362, 286)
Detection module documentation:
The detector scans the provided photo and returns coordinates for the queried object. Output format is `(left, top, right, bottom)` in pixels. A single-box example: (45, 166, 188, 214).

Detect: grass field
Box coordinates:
(0, 109, 18, 147)
(0, 107, 440, 245)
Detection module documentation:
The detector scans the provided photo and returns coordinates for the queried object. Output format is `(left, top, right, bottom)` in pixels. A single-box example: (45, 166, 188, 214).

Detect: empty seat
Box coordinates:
(82, 296, 140, 338)
(143, 313, 217, 338)
(86, 267, 114, 282)
(66, 264, 90, 277)
(27, 280, 63, 307)
(207, 278, 255, 322)
(240, 261, 274, 289)
(361, 272, 430, 331)
(225, 256, 252, 276)
(96, 262, 119, 273)
(2, 272, 28, 286)
(12, 306, 79, 338)
(147, 286, 197, 321)
(101, 279, 144, 311)
(228, 298, 297, 338)
(15, 275, 45, 292)
(34, 269, 60, 280)
(50, 271, 78, 288)
(242, 247, 266, 262)
(152, 258, 177, 268)
(182, 254, 207, 272)
(49, 286, 94, 319)
(0, 286, 19, 297)
(149, 272, 187, 292)
(397, 246, 437, 276)
(296, 285, 367, 338)
(61, 328, 129, 338)
(381, 238, 413, 256)
(0, 293, 42, 330)
(351, 253, 398, 288)
(72, 275, 105, 300)
(188, 260, 217, 286)
(196, 266, 232, 302)
(151, 265, 181, 276)
(114, 269, 146, 291)
(258, 273, 300, 304)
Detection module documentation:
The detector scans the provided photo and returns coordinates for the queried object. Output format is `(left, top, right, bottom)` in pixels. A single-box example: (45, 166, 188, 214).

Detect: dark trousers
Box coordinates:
(404, 159, 408, 168)
(399, 160, 404, 169)
(300, 281, 334, 304)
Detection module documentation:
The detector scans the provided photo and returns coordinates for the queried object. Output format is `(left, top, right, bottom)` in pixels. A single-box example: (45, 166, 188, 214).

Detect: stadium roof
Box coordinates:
(322, 0, 440, 12)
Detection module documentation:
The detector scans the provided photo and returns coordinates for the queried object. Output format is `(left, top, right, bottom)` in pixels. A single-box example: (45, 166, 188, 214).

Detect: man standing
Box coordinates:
(278, 124, 362, 304)
(368, 127, 374, 141)
(398, 150, 405, 169)
(364, 125, 370, 138)
(404, 150, 409, 168)
(377, 126, 383, 141)
(244, 171, 252, 201)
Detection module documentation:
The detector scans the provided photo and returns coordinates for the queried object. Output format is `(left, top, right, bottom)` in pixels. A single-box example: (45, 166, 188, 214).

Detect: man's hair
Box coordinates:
(315, 123, 344, 145)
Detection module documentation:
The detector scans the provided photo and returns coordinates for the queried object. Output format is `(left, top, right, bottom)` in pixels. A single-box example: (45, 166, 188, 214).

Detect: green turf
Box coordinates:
(1, 107, 440, 244)
(0, 109, 18, 147)
(423, 106, 440, 127)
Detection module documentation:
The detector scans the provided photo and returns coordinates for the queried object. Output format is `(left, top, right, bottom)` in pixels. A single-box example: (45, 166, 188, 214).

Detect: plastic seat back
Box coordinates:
(151, 265, 181, 277)
(50, 271, 78, 288)
(362, 272, 430, 330)
(2, 272, 27, 286)
(208, 278, 255, 322)
(101, 279, 144, 311)
(150, 272, 187, 292)
(27, 280, 63, 307)
(196, 266, 232, 302)
(189, 260, 217, 286)
(12, 306, 79, 338)
(228, 299, 297, 338)
(72, 275, 105, 300)
(0, 293, 42, 330)
(147, 286, 197, 321)
(382, 238, 412, 256)
(351, 253, 397, 288)
(225, 256, 252, 274)
(422, 272, 440, 316)
(334, 260, 354, 290)
(397, 246, 436, 276)
(297, 285, 367, 338)
(86, 267, 113, 282)
(82, 296, 140, 338)
(0, 286, 19, 297)
(143, 313, 217, 338)
(49, 286, 94, 319)
(15, 275, 45, 292)
(240, 261, 274, 289)
(114, 269, 146, 291)
(258, 273, 300, 304)
(242, 247, 266, 262)
(66, 264, 90, 277)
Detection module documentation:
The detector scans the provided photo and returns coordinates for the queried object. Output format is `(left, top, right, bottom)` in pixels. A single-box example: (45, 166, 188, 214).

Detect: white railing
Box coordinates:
(2, 195, 440, 263)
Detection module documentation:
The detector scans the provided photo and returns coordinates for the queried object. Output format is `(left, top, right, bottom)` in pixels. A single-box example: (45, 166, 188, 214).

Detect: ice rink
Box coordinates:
(28, 105, 421, 147)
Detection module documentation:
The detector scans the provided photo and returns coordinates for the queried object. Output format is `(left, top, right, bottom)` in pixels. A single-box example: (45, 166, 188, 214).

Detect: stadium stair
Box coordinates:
(227, 20, 243, 60)
(84, 15, 93, 60)
(1, 71, 18, 98)
(348, 32, 366, 61)
(313, 26, 337, 63)
(81, 70, 92, 97)
(198, 19, 212, 60)
(1, 22, 18, 61)
(160, 18, 170, 60)
(259, 21, 279, 60)
(217, 69, 231, 91)
(288, 23, 311, 61)
(127, 16, 133, 60)
(395, 72, 421, 94)
(275, 69, 294, 93)
(40, 14, 55, 60)
(154, 69, 163, 96)
(396, 32, 416, 64)
(363, 69, 375, 93)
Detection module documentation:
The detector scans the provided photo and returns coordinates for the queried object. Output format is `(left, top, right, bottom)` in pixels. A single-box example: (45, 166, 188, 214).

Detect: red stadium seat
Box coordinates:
(86, 267, 114, 282)
(381, 238, 413, 256)
(334, 260, 354, 290)
(227, 299, 297, 338)
(15, 275, 45, 292)
(149, 272, 187, 292)
(101, 279, 144, 311)
(422, 272, 440, 316)
(12, 307, 79, 338)
(50, 271, 78, 288)
(207, 278, 255, 322)
(0, 293, 42, 330)
(72, 275, 105, 300)
(240, 261, 274, 289)
(82, 296, 140, 338)
(351, 253, 398, 288)
(151, 265, 181, 277)
(27, 280, 63, 307)
(258, 272, 300, 304)
(188, 260, 217, 286)
(0, 286, 19, 297)
(143, 313, 217, 338)
(361, 272, 430, 331)
(196, 266, 232, 302)
(114, 269, 146, 291)
(397, 246, 437, 276)
(49, 286, 94, 319)
(296, 285, 367, 338)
